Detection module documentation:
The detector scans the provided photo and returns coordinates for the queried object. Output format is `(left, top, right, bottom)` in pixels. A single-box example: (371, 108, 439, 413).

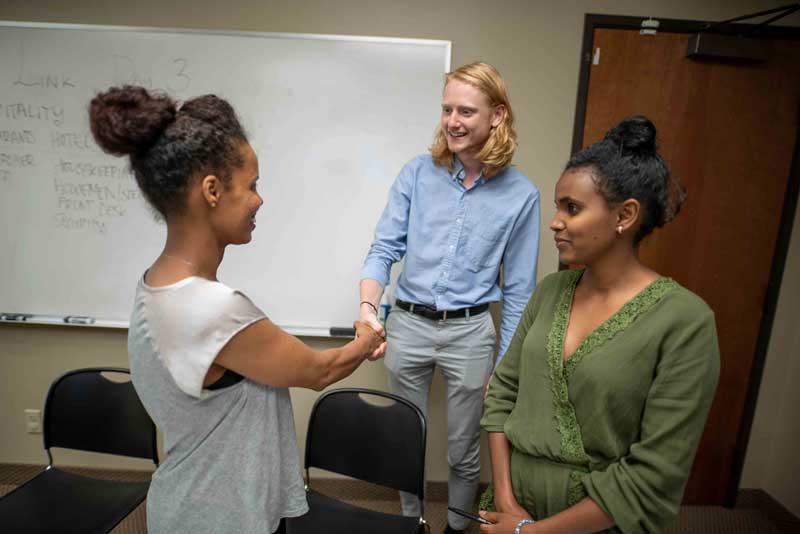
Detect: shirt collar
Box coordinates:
(451, 156, 485, 186)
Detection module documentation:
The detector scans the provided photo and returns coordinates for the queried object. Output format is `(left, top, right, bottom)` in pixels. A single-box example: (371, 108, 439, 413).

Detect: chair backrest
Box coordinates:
(305, 388, 426, 500)
(43, 367, 158, 465)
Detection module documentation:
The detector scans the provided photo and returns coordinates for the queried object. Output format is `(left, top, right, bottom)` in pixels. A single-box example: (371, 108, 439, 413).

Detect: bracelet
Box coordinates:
(360, 301, 378, 314)
(515, 518, 535, 534)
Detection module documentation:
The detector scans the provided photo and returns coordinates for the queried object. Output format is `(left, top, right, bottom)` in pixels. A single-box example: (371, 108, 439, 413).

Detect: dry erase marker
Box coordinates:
(330, 327, 357, 337)
(64, 316, 95, 325)
(27, 315, 68, 325)
(1, 313, 32, 321)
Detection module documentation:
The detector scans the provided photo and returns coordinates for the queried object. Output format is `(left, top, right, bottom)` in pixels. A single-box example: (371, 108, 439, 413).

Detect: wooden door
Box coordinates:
(580, 27, 800, 504)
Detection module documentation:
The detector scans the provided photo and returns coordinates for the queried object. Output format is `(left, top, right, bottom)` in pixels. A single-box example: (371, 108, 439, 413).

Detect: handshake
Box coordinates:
(353, 302, 388, 361)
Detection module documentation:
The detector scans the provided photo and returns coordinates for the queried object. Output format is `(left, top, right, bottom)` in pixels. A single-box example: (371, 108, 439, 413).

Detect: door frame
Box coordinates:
(571, 14, 800, 507)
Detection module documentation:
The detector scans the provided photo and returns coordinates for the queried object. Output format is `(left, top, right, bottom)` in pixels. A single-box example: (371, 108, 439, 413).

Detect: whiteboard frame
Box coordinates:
(0, 20, 451, 335)
(0, 20, 451, 72)
(0, 318, 343, 337)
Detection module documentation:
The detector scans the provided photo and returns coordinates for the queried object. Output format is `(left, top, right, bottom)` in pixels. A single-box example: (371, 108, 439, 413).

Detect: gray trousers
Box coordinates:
(384, 307, 495, 530)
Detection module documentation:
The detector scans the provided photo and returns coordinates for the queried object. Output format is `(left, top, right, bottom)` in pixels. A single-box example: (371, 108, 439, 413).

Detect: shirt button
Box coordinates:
(449, 245, 454, 250)
(456, 219, 461, 224)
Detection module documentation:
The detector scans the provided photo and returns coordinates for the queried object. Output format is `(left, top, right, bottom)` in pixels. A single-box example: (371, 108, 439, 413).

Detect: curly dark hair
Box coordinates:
(89, 85, 247, 217)
(566, 115, 686, 244)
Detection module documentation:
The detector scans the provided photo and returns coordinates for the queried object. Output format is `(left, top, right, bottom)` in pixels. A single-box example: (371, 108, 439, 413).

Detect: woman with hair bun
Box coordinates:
(479, 116, 720, 533)
(89, 86, 383, 534)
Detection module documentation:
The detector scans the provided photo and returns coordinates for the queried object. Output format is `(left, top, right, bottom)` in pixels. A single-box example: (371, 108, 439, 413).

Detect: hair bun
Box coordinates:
(178, 94, 243, 137)
(89, 86, 176, 157)
(605, 115, 657, 154)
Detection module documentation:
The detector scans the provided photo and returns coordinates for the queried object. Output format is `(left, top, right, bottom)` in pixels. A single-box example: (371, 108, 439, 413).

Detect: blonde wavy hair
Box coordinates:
(429, 62, 517, 178)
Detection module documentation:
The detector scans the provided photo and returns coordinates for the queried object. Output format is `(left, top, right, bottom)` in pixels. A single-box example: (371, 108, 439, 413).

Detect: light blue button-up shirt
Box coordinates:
(361, 154, 540, 365)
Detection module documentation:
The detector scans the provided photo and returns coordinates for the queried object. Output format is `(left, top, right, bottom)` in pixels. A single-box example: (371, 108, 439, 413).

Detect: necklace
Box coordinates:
(162, 253, 198, 269)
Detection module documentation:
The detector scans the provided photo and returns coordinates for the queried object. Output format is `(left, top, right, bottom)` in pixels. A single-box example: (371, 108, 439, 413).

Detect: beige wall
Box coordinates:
(1, 0, 798, 514)
(740, 206, 800, 514)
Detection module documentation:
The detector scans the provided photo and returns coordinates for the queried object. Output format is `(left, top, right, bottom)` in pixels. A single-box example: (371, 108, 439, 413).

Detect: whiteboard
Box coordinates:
(0, 21, 450, 334)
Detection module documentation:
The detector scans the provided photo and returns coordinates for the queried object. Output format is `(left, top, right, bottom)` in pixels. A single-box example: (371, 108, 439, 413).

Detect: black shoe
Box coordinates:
(444, 525, 465, 534)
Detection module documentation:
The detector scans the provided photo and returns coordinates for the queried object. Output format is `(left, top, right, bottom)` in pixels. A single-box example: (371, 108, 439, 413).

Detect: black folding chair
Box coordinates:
(287, 388, 428, 534)
(0, 367, 158, 533)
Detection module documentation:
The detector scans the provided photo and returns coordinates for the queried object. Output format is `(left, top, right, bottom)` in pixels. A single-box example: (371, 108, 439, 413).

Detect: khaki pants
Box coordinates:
(384, 307, 495, 530)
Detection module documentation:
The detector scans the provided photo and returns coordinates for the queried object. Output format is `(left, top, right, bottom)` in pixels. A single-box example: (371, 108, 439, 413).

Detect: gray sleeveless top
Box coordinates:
(128, 275, 308, 534)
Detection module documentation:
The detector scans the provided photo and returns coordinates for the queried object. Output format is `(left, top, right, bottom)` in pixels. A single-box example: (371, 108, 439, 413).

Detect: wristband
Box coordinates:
(360, 301, 378, 314)
(515, 518, 535, 534)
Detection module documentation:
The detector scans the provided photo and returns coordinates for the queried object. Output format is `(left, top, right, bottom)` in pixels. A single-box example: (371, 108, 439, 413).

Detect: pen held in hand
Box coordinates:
(448, 507, 494, 525)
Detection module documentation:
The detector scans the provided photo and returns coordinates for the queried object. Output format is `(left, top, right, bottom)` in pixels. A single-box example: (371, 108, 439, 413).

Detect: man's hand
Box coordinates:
(359, 303, 385, 335)
(357, 304, 387, 360)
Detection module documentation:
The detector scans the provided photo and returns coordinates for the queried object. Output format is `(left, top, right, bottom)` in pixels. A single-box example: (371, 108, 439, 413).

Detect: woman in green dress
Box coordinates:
(479, 116, 720, 533)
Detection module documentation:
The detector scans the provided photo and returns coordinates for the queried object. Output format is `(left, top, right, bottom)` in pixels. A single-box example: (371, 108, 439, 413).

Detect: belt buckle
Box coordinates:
(442, 310, 448, 321)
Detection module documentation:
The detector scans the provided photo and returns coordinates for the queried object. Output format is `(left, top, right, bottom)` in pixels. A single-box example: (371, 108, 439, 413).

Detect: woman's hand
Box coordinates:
(478, 511, 535, 533)
(493, 483, 530, 519)
(496, 497, 531, 519)
(353, 320, 385, 360)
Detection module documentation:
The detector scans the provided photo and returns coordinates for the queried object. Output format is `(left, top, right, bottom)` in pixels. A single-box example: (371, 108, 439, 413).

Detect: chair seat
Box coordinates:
(0, 467, 149, 533)
(287, 489, 422, 534)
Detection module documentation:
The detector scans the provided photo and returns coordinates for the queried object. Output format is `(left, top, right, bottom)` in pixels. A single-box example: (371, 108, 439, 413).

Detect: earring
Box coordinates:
(211, 202, 217, 208)
(616, 225, 623, 235)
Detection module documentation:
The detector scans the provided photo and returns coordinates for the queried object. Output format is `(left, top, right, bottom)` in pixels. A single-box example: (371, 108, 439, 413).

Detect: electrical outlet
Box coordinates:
(25, 409, 42, 434)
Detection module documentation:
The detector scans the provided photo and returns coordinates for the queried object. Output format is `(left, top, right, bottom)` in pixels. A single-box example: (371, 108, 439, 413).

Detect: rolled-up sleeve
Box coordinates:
(360, 162, 414, 286)
(581, 309, 720, 533)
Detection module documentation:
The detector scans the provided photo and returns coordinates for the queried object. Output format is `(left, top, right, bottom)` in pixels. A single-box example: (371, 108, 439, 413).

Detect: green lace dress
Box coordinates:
(480, 269, 719, 533)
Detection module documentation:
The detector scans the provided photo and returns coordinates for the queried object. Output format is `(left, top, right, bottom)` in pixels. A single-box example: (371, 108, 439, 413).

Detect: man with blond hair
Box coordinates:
(359, 62, 540, 533)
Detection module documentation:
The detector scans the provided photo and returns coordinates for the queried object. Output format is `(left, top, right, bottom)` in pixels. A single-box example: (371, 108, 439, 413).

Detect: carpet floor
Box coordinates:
(1, 464, 797, 533)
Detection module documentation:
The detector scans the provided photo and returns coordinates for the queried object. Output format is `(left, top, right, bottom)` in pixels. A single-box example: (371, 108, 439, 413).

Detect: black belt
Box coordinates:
(395, 299, 489, 321)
